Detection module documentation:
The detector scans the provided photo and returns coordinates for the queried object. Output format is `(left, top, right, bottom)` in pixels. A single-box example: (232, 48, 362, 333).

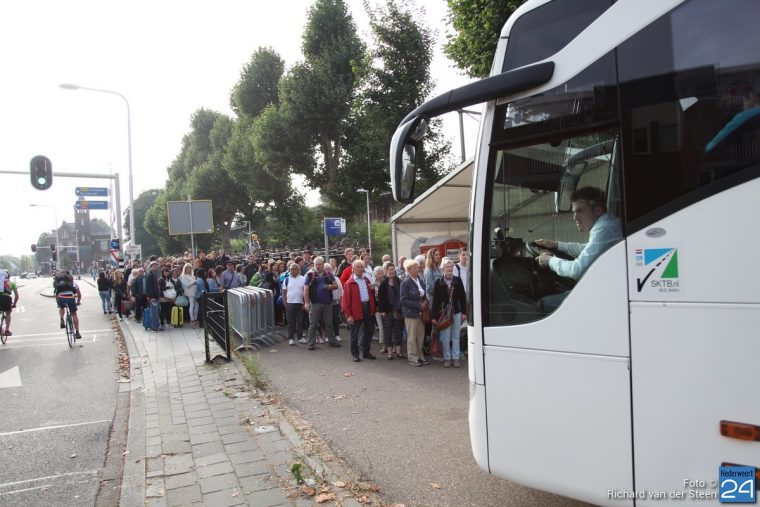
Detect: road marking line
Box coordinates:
(0, 339, 95, 350)
(0, 469, 100, 491)
(6, 329, 112, 339)
(0, 419, 111, 437)
(0, 366, 22, 389)
(0, 484, 54, 496)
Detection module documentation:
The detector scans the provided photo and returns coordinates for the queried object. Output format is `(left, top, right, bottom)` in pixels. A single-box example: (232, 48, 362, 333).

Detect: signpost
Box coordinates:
(75, 187, 109, 197)
(167, 199, 214, 258)
(125, 243, 141, 259)
(323, 217, 346, 259)
(74, 200, 109, 210)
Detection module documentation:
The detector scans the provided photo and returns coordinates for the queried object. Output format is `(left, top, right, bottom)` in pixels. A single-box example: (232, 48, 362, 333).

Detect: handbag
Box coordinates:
(175, 295, 189, 307)
(163, 288, 177, 299)
(434, 285, 455, 331)
(420, 297, 432, 324)
(435, 304, 454, 330)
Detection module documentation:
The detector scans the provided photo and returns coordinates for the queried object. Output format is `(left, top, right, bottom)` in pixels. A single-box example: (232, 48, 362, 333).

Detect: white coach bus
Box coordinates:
(390, 0, 759, 505)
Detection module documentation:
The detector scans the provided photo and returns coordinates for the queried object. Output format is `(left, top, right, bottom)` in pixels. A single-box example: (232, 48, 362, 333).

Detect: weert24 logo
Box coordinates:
(634, 247, 680, 293)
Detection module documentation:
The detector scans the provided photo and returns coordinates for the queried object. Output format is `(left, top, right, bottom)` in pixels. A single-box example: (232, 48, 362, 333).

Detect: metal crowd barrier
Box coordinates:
(227, 287, 278, 351)
(203, 291, 231, 363)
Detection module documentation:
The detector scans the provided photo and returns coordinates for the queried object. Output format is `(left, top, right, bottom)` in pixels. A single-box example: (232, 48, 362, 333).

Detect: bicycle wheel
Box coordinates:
(66, 311, 75, 348)
(0, 313, 6, 345)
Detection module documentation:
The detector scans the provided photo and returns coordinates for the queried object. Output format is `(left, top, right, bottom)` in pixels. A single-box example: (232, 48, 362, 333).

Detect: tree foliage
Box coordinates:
(443, 0, 525, 78)
(124, 189, 162, 255)
(230, 47, 284, 119)
(255, 0, 365, 195)
(337, 0, 451, 214)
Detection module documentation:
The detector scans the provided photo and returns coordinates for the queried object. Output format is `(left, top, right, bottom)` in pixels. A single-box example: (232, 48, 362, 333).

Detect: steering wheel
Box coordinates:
(525, 241, 574, 261)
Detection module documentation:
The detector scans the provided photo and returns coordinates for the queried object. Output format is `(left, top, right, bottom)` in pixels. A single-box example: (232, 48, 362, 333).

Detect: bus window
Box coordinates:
(619, 0, 760, 231)
(484, 52, 621, 326)
(502, 0, 612, 73)
(486, 130, 621, 325)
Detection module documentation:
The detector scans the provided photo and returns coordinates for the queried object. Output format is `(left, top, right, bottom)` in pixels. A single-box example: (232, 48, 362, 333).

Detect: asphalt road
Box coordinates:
(258, 328, 590, 507)
(0, 276, 120, 506)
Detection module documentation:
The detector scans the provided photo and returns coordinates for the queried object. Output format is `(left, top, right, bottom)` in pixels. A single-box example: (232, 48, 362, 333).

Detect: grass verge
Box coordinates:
(240, 353, 269, 391)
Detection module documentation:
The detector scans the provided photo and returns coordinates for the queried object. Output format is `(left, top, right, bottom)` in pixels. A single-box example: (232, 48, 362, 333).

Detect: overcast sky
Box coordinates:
(0, 0, 479, 259)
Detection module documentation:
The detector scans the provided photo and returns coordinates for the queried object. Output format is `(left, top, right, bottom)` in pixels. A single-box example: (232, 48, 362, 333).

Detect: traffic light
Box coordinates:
(50, 243, 56, 252)
(30, 155, 53, 190)
(51, 252, 57, 262)
(31, 244, 37, 253)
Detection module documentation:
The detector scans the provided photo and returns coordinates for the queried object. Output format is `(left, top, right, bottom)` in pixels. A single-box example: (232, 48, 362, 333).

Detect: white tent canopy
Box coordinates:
(391, 158, 473, 260)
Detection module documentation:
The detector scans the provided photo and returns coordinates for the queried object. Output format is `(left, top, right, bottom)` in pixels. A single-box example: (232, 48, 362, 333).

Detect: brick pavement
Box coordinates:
(117, 317, 299, 507)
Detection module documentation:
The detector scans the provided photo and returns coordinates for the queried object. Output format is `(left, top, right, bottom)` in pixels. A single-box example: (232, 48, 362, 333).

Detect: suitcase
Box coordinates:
(149, 301, 161, 331)
(171, 306, 184, 328)
(142, 306, 152, 330)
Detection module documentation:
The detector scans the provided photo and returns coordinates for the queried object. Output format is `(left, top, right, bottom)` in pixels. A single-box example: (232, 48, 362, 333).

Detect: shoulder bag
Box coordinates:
(435, 284, 454, 331)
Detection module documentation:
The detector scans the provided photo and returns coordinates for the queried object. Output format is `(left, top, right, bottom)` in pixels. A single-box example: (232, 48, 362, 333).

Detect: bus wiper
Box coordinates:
(528, 212, 558, 233)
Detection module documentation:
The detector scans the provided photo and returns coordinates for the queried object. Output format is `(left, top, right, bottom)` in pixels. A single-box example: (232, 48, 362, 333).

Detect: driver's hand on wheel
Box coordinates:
(536, 252, 554, 267)
(534, 239, 557, 249)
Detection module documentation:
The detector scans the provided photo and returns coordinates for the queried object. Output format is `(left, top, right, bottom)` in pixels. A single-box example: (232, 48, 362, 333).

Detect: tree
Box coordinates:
(148, 109, 251, 253)
(124, 189, 162, 256)
(230, 47, 285, 119)
(143, 189, 185, 255)
(443, 0, 525, 78)
(225, 48, 305, 240)
(255, 0, 366, 194)
(336, 0, 451, 214)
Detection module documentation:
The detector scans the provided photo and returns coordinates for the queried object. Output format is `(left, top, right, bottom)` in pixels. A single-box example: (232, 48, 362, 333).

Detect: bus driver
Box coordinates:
(534, 187, 622, 311)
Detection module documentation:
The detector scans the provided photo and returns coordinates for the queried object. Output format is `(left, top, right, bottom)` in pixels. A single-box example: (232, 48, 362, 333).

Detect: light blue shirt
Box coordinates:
(354, 274, 370, 302)
(549, 213, 623, 280)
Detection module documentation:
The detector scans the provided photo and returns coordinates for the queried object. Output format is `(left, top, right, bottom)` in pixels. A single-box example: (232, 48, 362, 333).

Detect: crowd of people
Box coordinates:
(92, 244, 470, 367)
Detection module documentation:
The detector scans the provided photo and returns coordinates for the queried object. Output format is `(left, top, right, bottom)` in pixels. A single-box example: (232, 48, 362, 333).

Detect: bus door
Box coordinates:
(479, 49, 633, 506)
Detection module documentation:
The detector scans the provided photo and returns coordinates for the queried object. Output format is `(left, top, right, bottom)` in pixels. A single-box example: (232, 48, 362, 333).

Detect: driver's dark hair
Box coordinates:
(571, 186, 606, 210)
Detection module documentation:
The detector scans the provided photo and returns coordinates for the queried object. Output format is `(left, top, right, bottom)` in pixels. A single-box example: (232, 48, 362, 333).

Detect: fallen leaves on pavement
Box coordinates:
(315, 492, 336, 503)
(300, 485, 316, 496)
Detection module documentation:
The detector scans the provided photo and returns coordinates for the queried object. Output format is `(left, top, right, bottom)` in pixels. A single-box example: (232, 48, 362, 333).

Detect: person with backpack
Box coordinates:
(303, 257, 341, 350)
(0, 270, 19, 336)
(96, 271, 113, 314)
(53, 270, 82, 339)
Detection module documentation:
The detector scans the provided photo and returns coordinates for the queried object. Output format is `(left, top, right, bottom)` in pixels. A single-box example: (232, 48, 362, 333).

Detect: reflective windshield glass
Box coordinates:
(502, 0, 612, 72)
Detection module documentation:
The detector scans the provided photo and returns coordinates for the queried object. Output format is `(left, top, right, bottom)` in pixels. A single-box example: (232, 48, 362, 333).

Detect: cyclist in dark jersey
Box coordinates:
(54, 270, 82, 339)
(0, 270, 19, 335)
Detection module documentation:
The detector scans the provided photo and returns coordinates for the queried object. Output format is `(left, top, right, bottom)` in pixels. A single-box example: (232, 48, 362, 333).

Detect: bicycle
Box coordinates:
(0, 311, 7, 345)
(63, 304, 76, 348)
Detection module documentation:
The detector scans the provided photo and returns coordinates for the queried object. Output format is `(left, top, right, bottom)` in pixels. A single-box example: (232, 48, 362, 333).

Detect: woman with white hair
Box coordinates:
(431, 259, 467, 368)
(401, 258, 429, 366)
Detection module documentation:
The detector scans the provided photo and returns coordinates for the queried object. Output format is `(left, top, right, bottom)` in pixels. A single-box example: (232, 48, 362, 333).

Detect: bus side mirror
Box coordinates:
(390, 117, 428, 203)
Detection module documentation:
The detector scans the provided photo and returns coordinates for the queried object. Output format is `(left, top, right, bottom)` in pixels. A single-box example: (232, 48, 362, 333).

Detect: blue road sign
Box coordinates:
(75, 187, 108, 197)
(324, 218, 346, 236)
(74, 200, 109, 210)
(109, 239, 120, 250)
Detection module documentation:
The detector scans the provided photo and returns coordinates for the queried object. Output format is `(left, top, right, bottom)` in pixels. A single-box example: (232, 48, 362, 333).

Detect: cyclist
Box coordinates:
(53, 270, 82, 339)
(0, 270, 19, 335)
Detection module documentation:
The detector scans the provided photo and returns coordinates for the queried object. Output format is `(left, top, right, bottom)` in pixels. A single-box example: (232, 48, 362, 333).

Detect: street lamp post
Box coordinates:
(59, 83, 134, 258)
(75, 229, 81, 273)
(30, 204, 60, 270)
(239, 220, 251, 253)
(357, 189, 372, 255)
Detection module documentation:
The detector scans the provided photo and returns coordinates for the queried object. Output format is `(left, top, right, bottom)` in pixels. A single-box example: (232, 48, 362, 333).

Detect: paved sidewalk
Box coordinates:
(117, 317, 300, 507)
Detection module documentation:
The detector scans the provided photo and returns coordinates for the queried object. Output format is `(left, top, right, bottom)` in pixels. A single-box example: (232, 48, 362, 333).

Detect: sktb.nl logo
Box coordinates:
(634, 247, 680, 293)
